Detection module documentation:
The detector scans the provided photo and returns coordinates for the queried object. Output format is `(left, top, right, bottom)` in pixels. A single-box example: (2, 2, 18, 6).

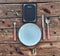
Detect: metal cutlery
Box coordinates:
(32, 48, 36, 55)
(12, 10, 18, 41)
(42, 15, 46, 40)
(13, 21, 17, 41)
(29, 48, 37, 55)
(45, 17, 50, 39)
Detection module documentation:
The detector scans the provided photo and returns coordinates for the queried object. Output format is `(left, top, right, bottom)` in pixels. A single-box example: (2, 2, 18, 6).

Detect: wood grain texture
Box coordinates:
(0, 0, 59, 56)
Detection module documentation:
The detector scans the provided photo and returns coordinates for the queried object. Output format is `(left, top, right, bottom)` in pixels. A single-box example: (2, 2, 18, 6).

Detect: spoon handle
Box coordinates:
(13, 22, 17, 41)
(47, 24, 50, 39)
(14, 28, 16, 41)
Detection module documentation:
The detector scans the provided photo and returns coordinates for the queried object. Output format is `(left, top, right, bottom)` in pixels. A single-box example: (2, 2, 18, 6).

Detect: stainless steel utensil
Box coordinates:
(42, 15, 46, 40)
(12, 10, 18, 41)
(13, 21, 16, 41)
(32, 48, 36, 55)
(45, 17, 50, 39)
(29, 48, 37, 55)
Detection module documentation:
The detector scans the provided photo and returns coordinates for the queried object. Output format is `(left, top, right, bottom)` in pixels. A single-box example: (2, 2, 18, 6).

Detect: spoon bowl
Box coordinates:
(45, 17, 50, 24)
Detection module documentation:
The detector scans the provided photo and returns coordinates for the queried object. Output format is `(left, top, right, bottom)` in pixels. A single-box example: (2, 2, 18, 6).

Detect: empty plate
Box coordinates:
(18, 23, 41, 46)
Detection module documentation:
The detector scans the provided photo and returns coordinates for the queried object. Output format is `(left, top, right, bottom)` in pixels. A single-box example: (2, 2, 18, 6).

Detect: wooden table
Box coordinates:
(0, 0, 60, 56)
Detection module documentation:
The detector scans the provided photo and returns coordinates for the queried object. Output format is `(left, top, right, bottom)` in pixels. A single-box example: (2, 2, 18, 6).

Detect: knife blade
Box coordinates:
(42, 15, 46, 40)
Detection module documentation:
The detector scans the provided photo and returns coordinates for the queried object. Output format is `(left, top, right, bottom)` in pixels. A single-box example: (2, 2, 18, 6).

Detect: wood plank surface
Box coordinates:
(0, 0, 59, 56)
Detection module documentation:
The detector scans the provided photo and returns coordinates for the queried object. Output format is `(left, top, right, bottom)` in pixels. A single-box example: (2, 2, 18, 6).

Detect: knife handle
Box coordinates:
(47, 25, 50, 40)
(43, 27, 46, 40)
(14, 28, 16, 41)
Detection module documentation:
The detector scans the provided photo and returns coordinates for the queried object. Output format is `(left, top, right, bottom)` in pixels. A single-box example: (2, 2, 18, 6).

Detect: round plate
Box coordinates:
(18, 23, 41, 46)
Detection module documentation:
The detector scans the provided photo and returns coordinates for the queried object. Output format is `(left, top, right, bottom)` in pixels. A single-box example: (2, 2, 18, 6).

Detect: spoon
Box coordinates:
(12, 10, 18, 41)
(45, 17, 50, 39)
(13, 21, 17, 41)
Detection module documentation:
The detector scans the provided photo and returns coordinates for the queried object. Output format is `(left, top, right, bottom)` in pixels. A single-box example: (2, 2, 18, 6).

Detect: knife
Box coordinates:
(42, 15, 46, 40)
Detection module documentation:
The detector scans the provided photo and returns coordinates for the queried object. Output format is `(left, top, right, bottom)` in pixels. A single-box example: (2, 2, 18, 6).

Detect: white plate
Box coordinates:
(18, 23, 41, 46)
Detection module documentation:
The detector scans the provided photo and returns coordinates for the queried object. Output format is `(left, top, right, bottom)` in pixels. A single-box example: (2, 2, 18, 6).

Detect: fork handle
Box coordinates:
(43, 27, 46, 40)
(47, 25, 50, 39)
